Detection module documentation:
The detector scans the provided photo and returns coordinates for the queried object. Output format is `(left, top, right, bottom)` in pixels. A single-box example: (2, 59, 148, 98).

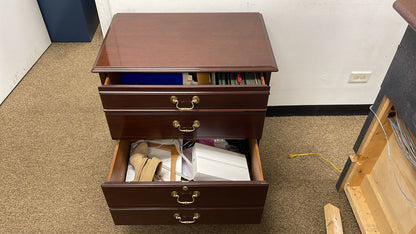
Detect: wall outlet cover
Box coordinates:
(349, 71, 371, 83)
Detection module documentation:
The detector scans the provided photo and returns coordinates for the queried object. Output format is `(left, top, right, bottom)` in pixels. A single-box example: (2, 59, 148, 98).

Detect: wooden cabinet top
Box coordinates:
(92, 13, 278, 73)
(394, 0, 416, 29)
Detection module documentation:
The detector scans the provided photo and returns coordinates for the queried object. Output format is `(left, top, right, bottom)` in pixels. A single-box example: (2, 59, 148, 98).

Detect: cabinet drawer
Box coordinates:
(104, 111, 266, 140)
(109, 207, 264, 225)
(98, 85, 270, 110)
(102, 139, 268, 208)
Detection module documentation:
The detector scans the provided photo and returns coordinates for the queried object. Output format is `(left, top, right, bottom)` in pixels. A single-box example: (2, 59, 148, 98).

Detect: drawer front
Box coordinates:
(109, 207, 264, 225)
(99, 85, 270, 110)
(104, 111, 266, 139)
(102, 181, 268, 208)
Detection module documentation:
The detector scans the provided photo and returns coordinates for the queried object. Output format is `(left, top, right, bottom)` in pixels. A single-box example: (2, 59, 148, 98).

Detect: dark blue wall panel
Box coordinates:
(37, 0, 99, 42)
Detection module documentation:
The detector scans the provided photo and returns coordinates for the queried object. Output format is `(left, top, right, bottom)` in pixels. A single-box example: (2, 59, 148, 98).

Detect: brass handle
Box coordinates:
(171, 190, 200, 204)
(173, 213, 200, 224)
(172, 120, 200, 133)
(170, 96, 199, 110)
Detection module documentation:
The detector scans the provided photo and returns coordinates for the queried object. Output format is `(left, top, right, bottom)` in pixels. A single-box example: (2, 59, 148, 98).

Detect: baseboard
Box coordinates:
(266, 105, 371, 116)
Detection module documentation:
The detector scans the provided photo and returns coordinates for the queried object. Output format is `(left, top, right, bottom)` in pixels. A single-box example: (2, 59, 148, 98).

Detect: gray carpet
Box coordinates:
(0, 27, 362, 233)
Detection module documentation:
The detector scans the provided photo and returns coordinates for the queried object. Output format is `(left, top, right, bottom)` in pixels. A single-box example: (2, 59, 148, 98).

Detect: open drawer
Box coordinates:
(101, 139, 268, 208)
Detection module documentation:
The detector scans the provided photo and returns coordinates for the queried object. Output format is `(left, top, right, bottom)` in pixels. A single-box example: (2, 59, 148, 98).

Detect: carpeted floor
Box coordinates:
(0, 27, 363, 233)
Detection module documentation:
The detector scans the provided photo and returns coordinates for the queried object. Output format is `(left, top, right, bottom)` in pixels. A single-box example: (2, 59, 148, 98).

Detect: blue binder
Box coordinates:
(120, 73, 183, 85)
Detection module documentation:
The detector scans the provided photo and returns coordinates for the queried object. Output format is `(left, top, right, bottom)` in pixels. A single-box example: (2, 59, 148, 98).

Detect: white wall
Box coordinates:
(0, 0, 51, 105)
(95, 0, 407, 106)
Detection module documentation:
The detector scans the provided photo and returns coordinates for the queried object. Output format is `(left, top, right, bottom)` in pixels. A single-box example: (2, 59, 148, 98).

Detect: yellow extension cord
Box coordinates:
(289, 153, 342, 173)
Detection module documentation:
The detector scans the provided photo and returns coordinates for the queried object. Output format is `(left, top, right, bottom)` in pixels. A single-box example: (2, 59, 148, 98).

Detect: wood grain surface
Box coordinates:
(92, 13, 278, 73)
(109, 206, 264, 225)
(99, 84, 270, 110)
(394, 0, 416, 30)
(104, 111, 266, 140)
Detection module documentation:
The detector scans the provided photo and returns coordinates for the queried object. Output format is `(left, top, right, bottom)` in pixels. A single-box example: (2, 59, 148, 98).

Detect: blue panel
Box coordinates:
(80, 0, 100, 39)
(37, 0, 99, 42)
(120, 73, 183, 85)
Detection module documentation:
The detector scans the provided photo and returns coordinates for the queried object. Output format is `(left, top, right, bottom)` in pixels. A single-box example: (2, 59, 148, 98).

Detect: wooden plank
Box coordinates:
(368, 134, 416, 234)
(339, 154, 359, 192)
(324, 203, 343, 234)
(410, 225, 416, 234)
(340, 96, 393, 189)
(344, 186, 379, 233)
(360, 175, 396, 233)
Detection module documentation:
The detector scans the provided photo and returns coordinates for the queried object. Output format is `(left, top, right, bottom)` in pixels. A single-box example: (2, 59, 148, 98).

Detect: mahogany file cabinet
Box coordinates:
(92, 13, 278, 225)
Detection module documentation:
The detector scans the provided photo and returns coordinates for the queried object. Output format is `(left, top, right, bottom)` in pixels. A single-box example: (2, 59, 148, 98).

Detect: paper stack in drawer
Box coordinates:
(192, 143, 250, 181)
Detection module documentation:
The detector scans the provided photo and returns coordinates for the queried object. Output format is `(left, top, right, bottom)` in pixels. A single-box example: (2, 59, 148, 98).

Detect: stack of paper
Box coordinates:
(192, 143, 250, 181)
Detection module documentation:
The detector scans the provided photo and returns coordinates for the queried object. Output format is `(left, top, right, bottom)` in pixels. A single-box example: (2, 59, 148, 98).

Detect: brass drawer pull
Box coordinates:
(171, 190, 200, 204)
(173, 213, 200, 224)
(172, 120, 200, 133)
(170, 96, 199, 110)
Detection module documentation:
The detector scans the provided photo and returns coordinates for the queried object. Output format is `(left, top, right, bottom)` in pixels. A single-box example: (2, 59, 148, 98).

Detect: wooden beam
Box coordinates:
(324, 203, 344, 234)
(360, 175, 396, 233)
(368, 134, 416, 233)
(345, 186, 379, 233)
(341, 96, 393, 189)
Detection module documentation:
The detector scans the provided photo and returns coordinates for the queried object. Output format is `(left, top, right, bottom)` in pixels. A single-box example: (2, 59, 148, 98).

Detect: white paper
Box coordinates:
(192, 143, 250, 181)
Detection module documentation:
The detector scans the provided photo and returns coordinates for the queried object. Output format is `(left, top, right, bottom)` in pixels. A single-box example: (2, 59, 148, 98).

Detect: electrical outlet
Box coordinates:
(349, 71, 371, 83)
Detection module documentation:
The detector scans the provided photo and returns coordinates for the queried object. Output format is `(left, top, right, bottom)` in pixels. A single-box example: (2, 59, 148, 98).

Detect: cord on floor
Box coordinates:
(289, 153, 342, 173)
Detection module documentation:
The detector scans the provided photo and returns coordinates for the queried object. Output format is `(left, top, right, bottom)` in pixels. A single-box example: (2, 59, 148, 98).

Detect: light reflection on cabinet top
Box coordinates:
(92, 13, 278, 73)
